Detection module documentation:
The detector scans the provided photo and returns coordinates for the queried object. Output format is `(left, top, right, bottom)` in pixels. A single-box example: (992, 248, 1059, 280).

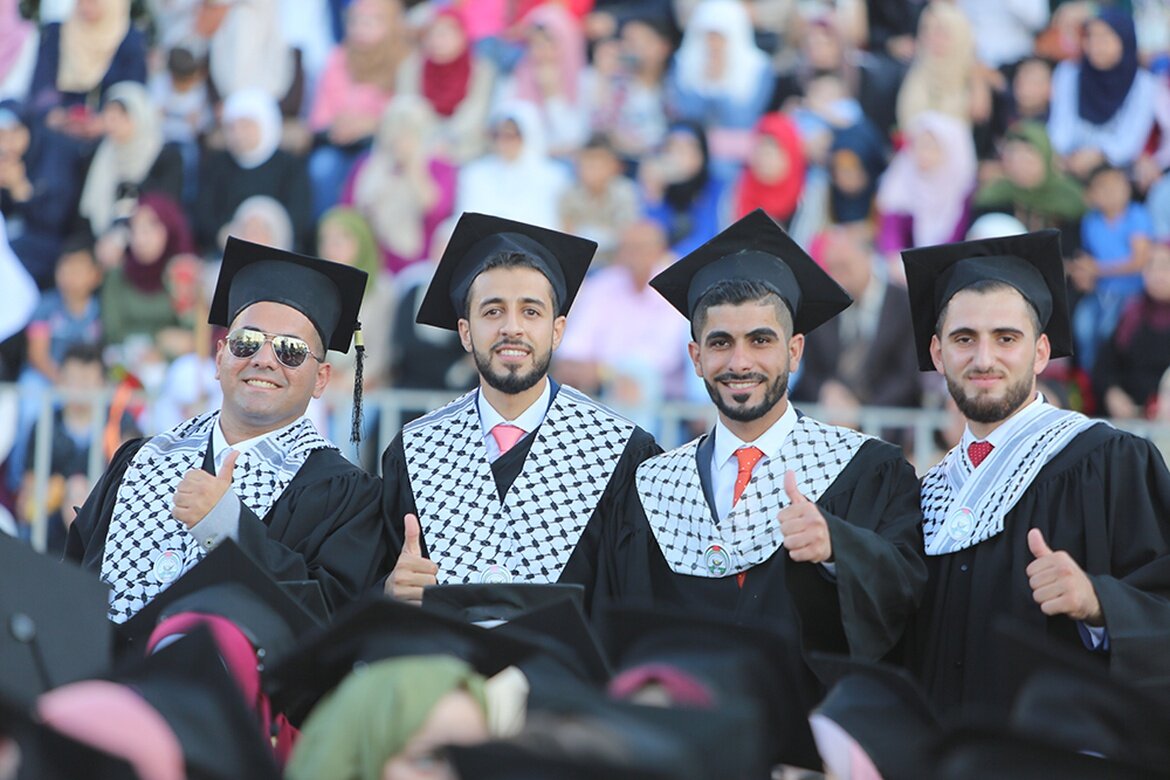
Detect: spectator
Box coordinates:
(1048, 8, 1156, 177)
(78, 81, 184, 238)
(732, 112, 805, 227)
(203, 0, 303, 119)
(605, 15, 674, 165)
(307, 0, 407, 220)
(27, 0, 147, 140)
(666, 0, 774, 182)
(826, 118, 887, 225)
(341, 94, 456, 275)
(0, 213, 38, 381)
(957, 0, 1048, 72)
(456, 100, 570, 230)
(149, 44, 211, 150)
(1008, 56, 1053, 125)
(223, 194, 294, 251)
(558, 133, 640, 263)
(194, 89, 312, 253)
(876, 111, 976, 255)
(638, 119, 723, 255)
(1070, 164, 1153, 374)
(0, 0, 38, 103)
(397, 7, 496, 164)
(1094, 242, 1170, 420)
(0, 102, 82, 287)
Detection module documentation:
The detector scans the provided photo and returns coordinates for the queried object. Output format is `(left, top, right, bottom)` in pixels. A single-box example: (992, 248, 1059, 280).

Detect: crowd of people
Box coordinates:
(2, 0, 1170, 778)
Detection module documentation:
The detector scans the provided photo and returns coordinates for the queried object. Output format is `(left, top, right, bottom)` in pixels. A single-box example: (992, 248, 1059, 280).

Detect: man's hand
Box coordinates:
(172, 449, 239, 529)
(779, 470, 833, 564)
(1026, 528, 1104, 626)
(385, 513, 438, 604)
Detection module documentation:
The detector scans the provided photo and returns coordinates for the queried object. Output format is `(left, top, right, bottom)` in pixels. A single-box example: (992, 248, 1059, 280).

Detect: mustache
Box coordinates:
(714, 372, 768, 384)
(491, 339, 534, 352)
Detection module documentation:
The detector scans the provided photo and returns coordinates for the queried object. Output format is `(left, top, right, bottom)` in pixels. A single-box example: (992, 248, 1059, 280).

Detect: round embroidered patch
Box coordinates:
(152, 550, 183, 584)
(946, 507, 975, 542)
(703, 544, 730, 577)
(478, 565, 513, 584)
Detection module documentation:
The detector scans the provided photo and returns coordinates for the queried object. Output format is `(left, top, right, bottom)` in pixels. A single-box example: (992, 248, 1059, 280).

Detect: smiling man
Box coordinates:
(66, 237, 388, 621)
(902, 229, 1170, 716)
(596, 211, 926, 680)
(380, 213, 659, 611)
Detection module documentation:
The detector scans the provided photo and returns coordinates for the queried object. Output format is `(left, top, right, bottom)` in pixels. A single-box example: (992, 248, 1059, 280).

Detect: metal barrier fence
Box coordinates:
(8, 382, 1170, 554)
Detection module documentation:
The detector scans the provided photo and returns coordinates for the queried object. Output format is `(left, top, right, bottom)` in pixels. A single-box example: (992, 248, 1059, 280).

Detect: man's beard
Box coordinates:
(703, 370, 789, 423)
(473, 338, 551, 395)
(946, 370, 1034, 424)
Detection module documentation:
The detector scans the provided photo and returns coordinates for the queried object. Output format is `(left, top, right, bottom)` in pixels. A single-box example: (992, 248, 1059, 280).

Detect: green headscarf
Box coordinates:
(975, 121, 1086, 222)
(318, 206, 382, 298)
(285, 656, 487, 780)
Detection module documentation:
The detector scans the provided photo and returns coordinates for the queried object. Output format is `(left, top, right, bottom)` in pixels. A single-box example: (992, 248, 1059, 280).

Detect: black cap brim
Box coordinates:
(115, 540, 324, 665)
(649, 209, 851, 335)
(931, 725, 1163, 779)
(494, 597, 612, 686)
(421, 582, 585, 625)
(209, 235, 367, 353)
(447, 740, 679, 780)
(901, 228, 1070, 371)
(415, 212, 597, 331)
(0, 535, 111, 706)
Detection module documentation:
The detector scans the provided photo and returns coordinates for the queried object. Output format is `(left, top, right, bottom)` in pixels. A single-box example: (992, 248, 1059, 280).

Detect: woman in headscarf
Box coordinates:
(0, 0, 38, 103)
(895, 3, 990, 134)
(638, 120, 724, 255)
(827, 117, 888, 225)
(666, 0, 774, 183)
(1048, 8, 1156, 178)
(501, 4, 590, 158)
(79, 81, 184, 238)
(285, 656, 489, 780)
(456, 100, 570, 230)
(26, 0, 146, 138)
(204, 0, 302, 117)
(194, 89, 312, 253)
(341, 95, 456, 275)
(307, 0, 407, 219)
(733, 112, 805, 226)
(397, 7, 496, 164)
(225, 195, 295, 251)
(975, 121, 1085, 236)
(875, 111, 976, 254)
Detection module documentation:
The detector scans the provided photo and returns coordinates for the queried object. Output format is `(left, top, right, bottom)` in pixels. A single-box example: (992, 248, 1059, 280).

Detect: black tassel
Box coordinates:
(351, 324, 364, 444)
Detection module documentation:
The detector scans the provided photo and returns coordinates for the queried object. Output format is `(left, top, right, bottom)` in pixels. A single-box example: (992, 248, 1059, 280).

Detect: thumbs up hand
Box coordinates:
(172, 449, 240, 529)
(778, 470, 833, 564)
(385, 513, 439, 604)
(1025, 528, 1104, 626)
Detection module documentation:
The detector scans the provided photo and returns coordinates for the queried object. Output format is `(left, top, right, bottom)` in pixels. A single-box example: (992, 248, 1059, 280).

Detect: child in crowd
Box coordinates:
(559, 133, 639, 264)
(148, 44, 212, 205)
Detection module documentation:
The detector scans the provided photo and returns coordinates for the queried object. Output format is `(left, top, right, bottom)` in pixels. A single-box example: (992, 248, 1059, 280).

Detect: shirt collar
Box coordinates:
(477, 378, 552, 436)
(960, 393, 1047, 450)
(712, 401, 798, 468)
(212, 416, 303, 468)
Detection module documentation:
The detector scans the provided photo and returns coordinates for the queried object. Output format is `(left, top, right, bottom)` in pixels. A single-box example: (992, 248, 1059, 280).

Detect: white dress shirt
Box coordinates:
(709, 403, 798, 522)
(476, 379, 552, 462)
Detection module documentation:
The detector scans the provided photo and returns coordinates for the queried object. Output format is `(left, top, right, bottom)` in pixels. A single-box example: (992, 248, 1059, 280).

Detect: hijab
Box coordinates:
(734, 112, 806, 222)
(222, 88, 283, 170)
(285, 656, 487, 780)
(1077, 9, 1140, 125)
(510, 4, 586, 105)
(421, 8, 472, 117)
(209, 0, 294, 102)
(123, 192, 192, 294)
(895, 2, 977, 129)
(975, 121, 1085, 222)
(673, 0, 770, 104)
(0, 0, 34, 81)
(663, 120, 711, 212)
(319, 206, 380, 297)
(344, 0, 406, 93)
(57, 0, 131, 93)
(829, 118, 888, 223)
(230, 195, 294, 251)
(79, 81, 165, 235)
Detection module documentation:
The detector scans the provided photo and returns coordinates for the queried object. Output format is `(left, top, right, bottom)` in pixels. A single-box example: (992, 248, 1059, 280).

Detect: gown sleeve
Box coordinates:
(63, 438, 147, 569)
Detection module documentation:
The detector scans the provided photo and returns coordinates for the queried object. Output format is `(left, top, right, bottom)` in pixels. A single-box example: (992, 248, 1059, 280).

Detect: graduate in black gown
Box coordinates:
(901, 229, 1170, 716)
(596, 210, 927, 670)
(66, 237, 388, 621)
(381, 213, 659, 614)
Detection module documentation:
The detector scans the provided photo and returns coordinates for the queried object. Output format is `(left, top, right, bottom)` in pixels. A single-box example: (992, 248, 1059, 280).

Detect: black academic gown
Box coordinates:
(381, 384, 660, 617)
(65, 437, 388, 614)
(909, 425, 1170, 717)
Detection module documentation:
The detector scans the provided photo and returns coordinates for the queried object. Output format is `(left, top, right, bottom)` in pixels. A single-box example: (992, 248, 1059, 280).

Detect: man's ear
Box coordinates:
(551, 315, 567, 351)
(787, 333, 804, 373)
(457, 318, 473, 353)
(312, 361, 332, 399)
(1034, 333, 1051, 376)
(929, 334, 944, 374)
(687, 341, 702, 377)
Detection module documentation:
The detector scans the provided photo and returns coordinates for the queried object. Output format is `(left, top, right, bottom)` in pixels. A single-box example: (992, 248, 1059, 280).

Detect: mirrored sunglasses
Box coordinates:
(226, 328, 323, 369)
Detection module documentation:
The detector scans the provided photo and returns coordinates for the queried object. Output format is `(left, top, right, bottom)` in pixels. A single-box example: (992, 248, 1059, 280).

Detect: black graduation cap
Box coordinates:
(264, 595, 538, 726)
(209, 235, 370, 441)
(448, 741, 678, 780)
(415, 212, 598, 331)
(0, 535, 111, 707)
(604, 606, 819, 770)
(901, 228, 1070, 371)
(421, 582, 585, 625)
(649, 208, 852, 335)
(807, 652, 940, 780)
(495, 598, 612, 688)
(115, 540, 324, 666)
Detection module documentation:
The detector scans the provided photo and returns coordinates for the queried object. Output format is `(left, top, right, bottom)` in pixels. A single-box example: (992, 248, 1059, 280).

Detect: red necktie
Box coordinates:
(732, 446, 764, 588)
(491, 423, 526, 455)
(967, 440, 994, 468)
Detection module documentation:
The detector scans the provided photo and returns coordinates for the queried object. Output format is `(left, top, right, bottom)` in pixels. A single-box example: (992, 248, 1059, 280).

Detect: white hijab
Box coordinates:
(209, 0, 294, 101)
(673, 0, 770, 104)
(222, 88, 283, 170)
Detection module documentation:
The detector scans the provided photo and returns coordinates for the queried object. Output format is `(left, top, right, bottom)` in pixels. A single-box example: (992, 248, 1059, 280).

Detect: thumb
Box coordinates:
(404, 513, 422, 556)
(784, 470, 808, 505)
(219, 449, 240, 482)
(1028, 528, 1053, 559)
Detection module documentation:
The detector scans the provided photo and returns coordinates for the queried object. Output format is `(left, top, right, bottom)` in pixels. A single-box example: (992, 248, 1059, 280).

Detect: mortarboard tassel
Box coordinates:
(350, 324, 364, 444)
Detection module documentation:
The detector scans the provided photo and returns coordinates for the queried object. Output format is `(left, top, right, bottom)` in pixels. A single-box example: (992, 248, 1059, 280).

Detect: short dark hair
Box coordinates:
(582, 132, 618, 156)
(61, 343, 105, 374)
(691, 279, 793, 340)
(462, 251, 561, 319)
(934, 278, 1042, 338)
(59, 233, 96, 261)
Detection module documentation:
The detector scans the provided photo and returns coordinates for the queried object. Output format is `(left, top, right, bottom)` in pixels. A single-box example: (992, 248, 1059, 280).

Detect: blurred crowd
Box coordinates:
(5, 0, 1170, 541)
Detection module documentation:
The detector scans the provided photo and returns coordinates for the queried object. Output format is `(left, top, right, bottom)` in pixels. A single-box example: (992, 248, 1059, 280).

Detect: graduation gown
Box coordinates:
(381, 382, 660, 615)
(909, 425, 1170, 716)
(66, 437, 388, 614)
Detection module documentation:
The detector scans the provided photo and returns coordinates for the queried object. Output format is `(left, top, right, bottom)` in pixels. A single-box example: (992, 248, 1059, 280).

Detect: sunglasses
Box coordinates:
(226, 328, 323, 369)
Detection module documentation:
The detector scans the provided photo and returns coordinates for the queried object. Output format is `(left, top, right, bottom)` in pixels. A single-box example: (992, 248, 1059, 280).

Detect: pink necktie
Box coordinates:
(967, 441, 994, 468)
(491, 423, 527, 455)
